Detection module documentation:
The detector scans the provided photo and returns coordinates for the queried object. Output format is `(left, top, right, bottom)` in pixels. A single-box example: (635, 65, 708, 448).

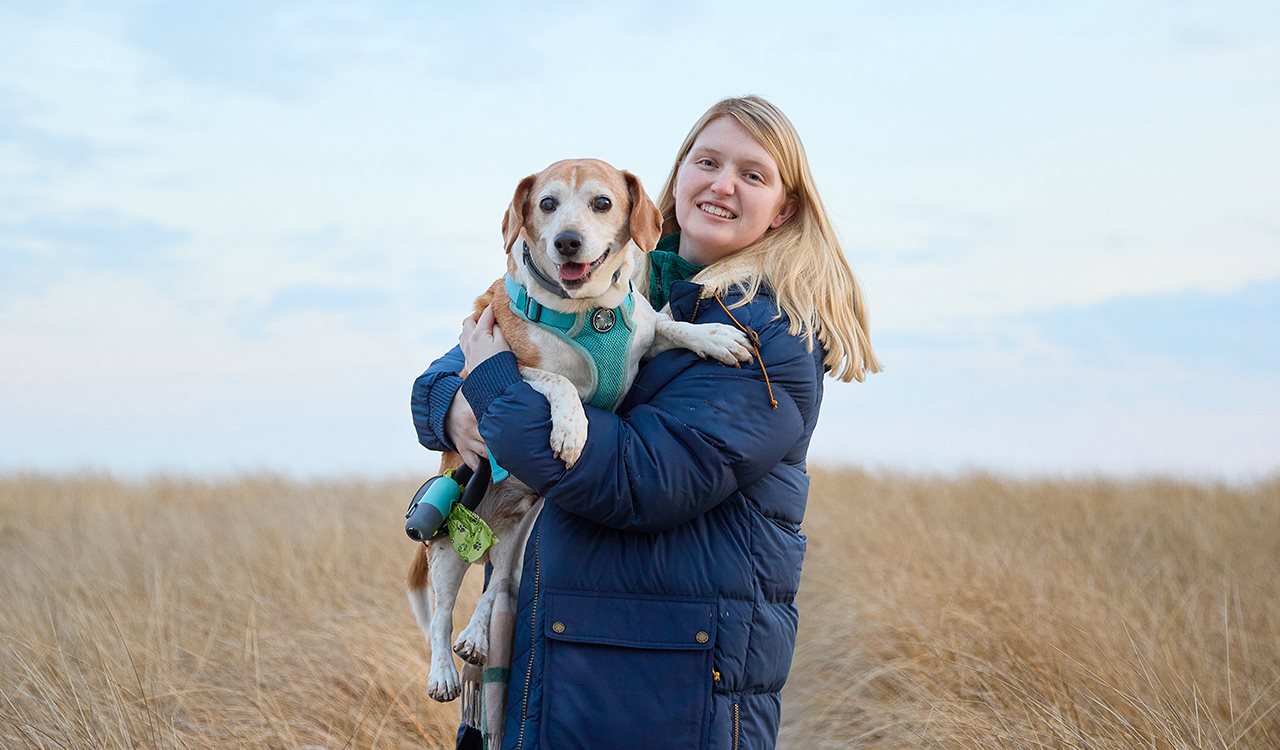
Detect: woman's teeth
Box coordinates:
(699, 203, 735, 219)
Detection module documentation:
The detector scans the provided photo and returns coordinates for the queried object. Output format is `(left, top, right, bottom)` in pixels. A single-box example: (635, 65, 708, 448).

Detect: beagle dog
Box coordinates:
(408, 159, 752, 703)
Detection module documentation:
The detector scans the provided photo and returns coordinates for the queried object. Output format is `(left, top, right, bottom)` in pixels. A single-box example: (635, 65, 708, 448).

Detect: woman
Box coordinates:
(412, 95, 880, 750)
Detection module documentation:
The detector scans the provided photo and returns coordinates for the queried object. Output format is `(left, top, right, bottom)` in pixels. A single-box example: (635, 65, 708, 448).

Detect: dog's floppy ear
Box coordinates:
(623, 171, 662, 252)
(502, 174, 537, 254)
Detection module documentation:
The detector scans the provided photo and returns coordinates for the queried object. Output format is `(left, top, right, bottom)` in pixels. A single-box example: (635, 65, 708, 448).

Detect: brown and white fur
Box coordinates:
(407, 159, 752, 706)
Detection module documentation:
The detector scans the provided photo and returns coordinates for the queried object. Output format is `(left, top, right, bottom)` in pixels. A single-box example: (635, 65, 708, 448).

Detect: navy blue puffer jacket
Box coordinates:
(412, 278, 825, 750)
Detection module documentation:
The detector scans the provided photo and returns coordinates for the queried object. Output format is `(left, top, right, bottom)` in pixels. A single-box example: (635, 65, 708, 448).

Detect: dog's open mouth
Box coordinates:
(558, 246, 611, 288)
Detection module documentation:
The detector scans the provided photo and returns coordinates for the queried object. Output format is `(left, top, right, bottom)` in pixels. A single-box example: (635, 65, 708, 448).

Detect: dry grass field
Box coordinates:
(1, 469, 1277, 749)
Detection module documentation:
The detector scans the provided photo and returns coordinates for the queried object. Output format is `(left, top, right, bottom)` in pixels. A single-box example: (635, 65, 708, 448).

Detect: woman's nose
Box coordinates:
(710, 172, 734, 195)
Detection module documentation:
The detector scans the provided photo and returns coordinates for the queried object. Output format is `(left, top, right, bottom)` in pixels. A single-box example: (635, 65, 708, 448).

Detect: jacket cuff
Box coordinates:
(427, 374, 464, 450)
(461, 351, 522, 421)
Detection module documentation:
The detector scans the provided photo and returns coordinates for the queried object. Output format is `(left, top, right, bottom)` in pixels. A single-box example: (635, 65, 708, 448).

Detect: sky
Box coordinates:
(1, 1, 1277, 480)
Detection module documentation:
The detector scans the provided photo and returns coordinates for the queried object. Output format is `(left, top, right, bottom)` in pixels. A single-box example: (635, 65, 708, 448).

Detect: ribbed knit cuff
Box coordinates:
(460, 351, 522, 422)
(427, 374, 464, 451)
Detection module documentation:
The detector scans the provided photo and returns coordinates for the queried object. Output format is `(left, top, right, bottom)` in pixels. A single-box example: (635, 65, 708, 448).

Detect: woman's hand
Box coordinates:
(445, 390, 486, 470)
(450, 305, 509, 470)
(460, 305, 511, 372)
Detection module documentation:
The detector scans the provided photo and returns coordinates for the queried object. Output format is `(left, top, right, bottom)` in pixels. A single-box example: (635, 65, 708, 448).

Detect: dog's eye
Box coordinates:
(592, 196, 612, 213)
(539, 196, 558, 212)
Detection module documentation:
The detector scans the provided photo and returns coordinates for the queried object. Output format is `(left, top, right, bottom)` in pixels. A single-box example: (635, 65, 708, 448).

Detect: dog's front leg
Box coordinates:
(519, 366, 588, 468)
(426, 540, 468, 702)
(651, 312, 754, 365)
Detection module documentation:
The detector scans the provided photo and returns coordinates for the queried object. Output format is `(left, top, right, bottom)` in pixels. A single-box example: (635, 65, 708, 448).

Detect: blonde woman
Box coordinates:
(413, 95, 880, 750)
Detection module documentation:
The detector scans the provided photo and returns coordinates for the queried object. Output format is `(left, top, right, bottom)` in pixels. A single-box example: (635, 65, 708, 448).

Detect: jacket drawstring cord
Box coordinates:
(712, 294, 778, 410)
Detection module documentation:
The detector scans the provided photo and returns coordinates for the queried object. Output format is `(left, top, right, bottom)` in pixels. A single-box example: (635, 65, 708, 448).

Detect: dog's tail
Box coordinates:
(406, 543, 432, 639)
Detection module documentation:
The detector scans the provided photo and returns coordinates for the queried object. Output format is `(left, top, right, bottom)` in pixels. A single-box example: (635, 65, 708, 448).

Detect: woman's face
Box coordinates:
(674, 116, 796, 265)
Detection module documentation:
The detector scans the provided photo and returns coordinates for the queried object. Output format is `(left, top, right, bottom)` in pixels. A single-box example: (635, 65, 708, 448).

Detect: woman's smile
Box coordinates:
(696, 201, 736, 220)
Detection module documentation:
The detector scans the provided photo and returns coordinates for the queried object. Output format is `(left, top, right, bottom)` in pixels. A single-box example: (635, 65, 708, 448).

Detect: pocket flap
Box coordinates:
(543, 590, 716, 650)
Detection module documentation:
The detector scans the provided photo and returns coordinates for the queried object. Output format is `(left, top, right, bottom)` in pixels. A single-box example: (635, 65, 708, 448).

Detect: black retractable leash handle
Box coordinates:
(404, 460, 492, 542)
(459, 459, 491, 511)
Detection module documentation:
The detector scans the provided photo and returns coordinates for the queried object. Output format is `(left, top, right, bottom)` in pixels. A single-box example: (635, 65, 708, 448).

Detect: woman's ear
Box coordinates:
(502, 175, 536, 253)
(623, 170, 663, 251)
(769, 197, 799, 230)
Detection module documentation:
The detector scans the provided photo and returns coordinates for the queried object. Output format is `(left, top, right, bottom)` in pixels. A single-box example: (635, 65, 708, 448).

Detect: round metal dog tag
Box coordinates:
(591, 308, 616, 333)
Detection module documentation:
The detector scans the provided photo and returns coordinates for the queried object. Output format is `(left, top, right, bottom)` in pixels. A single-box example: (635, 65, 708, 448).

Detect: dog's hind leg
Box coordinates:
(454, 574, 497, 665)
(470, 496, 543, 748)
(498, 497, 544, 613)
(426, 541, 469, 702)
(454, 482, 538, 665)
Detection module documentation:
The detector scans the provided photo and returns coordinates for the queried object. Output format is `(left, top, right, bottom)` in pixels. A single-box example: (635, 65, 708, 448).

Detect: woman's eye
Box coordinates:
(696, 158, 716, 168)
(592, 196, 612, 212)
(745, 172, 763, 183)
(539, 196, 558, 212)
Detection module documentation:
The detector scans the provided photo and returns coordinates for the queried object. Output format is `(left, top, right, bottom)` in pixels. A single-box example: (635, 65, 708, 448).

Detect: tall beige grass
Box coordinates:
(1, 470, 1276, 749)
(783, 471, 1280, 749)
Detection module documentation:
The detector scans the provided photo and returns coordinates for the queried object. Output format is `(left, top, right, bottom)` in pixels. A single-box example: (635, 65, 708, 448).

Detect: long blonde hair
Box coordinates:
(656, 96, 882, 383)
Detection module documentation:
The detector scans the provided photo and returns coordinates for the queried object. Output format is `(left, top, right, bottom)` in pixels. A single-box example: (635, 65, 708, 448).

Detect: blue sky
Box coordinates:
(1, 1, 1277, 479)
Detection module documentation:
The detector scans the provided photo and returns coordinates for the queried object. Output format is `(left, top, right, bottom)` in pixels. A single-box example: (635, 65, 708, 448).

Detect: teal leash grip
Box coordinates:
(488, 450, 509, 484)
(405, 465, 472, 542)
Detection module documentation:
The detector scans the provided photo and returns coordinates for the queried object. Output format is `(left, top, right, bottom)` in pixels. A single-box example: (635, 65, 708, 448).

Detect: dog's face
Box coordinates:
(502, 159, 662, 300)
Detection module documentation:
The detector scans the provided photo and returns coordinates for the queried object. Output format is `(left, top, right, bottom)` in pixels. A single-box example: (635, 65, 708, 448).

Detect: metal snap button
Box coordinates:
(695, 631, 709, 644)
(552, 621, 566, 634)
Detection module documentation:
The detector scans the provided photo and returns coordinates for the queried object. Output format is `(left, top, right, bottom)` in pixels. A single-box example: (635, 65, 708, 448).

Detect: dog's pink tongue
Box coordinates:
(558, 262, 588, 281)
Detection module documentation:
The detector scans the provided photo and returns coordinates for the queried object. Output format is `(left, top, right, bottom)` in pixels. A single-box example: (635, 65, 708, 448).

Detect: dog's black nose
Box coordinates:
(553, 231, 583, 256)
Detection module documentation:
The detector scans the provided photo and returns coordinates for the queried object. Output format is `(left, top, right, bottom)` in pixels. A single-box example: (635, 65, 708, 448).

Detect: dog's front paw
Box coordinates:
(690, 323, 754, 365)
(427, 653, 461, 702)
(453, 622, 489, 666)
(548, 400, 588, 469)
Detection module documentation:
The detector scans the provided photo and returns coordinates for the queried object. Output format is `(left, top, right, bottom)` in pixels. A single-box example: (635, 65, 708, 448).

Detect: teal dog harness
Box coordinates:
(483, 274, 636, 485)
(504, 273, 636, 412)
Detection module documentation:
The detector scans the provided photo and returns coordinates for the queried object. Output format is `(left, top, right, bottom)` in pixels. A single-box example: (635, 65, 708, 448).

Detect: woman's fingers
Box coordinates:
(488, 309, 507, 347)
(460, 305, 512, 372)
(476, 305, 495, 332)
(457, 430, 486, 470)
(459, 449, 482, 471)
(457, 420, 486, 471)
(445, 390, 485, 470)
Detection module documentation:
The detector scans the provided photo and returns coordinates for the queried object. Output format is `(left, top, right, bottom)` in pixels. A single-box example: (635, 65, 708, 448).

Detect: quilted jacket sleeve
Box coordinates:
(461, 313, 814, 533)
(410, 344, 466, 452)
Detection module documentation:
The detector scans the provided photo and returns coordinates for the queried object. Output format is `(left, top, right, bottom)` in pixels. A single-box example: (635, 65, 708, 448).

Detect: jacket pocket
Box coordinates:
(541, 590, 716, 750)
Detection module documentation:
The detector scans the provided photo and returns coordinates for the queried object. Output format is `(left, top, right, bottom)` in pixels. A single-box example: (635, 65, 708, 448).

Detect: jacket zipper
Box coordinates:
(732, 699, 740, 750)
(515, 524, 542, 750)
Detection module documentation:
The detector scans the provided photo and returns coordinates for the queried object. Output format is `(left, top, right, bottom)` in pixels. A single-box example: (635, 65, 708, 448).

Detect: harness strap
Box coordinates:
(504, 274, 636, 411)
(505, 274, 580, 331)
